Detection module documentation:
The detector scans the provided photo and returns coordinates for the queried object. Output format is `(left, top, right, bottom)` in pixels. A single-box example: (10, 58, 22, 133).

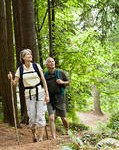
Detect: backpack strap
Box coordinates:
(45, 69, 60, 79)
(54, 69, 60, 79)
(45, 69, 65, 94)
(55, 70, 65, 94)
(32, 63, 41, 78)
(19, 63, 43, 101)
(19, 65, 24, 87)
(44, 71, 49, 79)
(19, 64, 23, 78)
(33, 63, 43, 87)
(20, 63, 42, 80)
(19, 63, 43, 87)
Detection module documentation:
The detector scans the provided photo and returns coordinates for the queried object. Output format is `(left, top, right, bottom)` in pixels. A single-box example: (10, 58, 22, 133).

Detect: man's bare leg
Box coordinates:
(61, 117, 69, 134)
(49, 114, 56, 139)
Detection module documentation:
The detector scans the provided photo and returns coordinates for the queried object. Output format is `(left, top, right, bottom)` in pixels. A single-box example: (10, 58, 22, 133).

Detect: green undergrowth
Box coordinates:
(59, 111, 119, 150)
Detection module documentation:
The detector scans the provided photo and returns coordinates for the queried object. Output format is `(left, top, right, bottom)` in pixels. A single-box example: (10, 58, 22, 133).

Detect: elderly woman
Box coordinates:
(8, 49, 49, 142)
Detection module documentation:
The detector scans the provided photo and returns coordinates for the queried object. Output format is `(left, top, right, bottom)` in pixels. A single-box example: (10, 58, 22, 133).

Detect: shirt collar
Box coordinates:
(23, 62, 32, 70)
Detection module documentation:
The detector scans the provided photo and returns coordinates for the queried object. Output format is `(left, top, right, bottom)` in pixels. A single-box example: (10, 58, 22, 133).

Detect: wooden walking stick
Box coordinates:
(45, 125, 49, 139)
(10, 73, 20, 144)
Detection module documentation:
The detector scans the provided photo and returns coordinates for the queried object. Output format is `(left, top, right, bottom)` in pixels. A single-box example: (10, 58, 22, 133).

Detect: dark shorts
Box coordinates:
(47, 94, 66, 117)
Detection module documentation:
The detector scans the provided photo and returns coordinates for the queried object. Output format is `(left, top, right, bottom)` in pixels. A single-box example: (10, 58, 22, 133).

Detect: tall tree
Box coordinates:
(12, 0, 39, 123)
(13, 0, 38, 64)
(20, 0, 38, 61)
(12, 0, 22, 66)
(92, 85, 103, 115)
(48, 0, 53, 57)
(5, 0, 19, 125)
(51, 0, 59, 65)
(6, 0, 14, 72)
(0, 0, 15, 125)
(34, 0, 47, 68)
(12, 0, 27, 124)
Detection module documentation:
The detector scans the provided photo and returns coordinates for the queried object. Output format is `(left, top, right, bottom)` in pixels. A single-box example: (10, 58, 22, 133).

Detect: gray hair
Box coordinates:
(20, 49, 32, 64)
(45, 57, 55, 65)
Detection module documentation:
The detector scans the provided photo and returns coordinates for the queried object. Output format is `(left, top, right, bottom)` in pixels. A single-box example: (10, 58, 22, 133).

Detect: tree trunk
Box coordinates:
(34, 0, 43, 68)
(6, 0, 14, 72)
(5, 0, 19, 126)
(12, 0, 23, 66)
(51, 0, 59, 66)
(20, 0, 38, 61)
(92, 84, 103, 115)
(0, 0, 16, 125)
(12, 0, 27, 124)
(12, 0, 28, 124)
(12, 0, 38, 124)
(48, 0, 53, 57)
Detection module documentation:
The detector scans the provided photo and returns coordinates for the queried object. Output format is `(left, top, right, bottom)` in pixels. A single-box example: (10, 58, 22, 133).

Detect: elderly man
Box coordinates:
(44, 57, 70, 139)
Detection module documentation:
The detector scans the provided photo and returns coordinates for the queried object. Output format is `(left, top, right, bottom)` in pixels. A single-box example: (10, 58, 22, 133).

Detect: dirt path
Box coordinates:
(78, 111, 109, 129)
(0, 123, 71, 150)
(0, 111, 110, 150)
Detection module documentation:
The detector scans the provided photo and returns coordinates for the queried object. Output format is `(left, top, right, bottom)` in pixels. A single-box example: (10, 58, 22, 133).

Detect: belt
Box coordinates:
(24, 82, 41, 101)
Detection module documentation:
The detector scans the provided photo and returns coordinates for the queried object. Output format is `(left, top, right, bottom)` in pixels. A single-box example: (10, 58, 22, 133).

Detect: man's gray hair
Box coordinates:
(45, 57, 55, 64)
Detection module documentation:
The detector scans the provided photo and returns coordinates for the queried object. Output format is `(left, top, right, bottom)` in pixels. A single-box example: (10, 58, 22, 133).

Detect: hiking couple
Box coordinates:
(8, 49, 70, 142)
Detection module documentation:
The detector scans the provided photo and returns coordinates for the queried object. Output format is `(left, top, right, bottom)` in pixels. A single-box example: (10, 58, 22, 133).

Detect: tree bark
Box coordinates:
(92, 84, 103, 115)
(12, 0, 23, 66)
(48, 0, 53, 57)
(20, 0, 38, 61)
(0, 0, 16, 125)
(34, 0, 43, 68)
(12, 0, 28, 124)
(12, 0, 38, 124)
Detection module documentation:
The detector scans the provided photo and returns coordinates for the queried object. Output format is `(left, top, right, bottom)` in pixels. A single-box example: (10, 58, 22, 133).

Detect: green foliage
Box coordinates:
(35, 0, 119, 116)
(62, 130, 84, 150)
(55, 117, 88, 135)
(69, 122, 89, 131)
(92, 123, 113, 141)
(92, 120, 119, 141)
(107, 110, 119, 131)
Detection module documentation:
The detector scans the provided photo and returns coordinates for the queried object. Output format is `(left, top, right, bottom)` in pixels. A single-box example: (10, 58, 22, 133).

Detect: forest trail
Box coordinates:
(0, 111, 110, 150)
(78, 111, 109, 129)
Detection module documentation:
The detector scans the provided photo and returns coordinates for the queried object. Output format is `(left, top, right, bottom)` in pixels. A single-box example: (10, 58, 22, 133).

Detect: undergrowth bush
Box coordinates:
(69, 122, 89, 131)
(107, 110, 119, 131)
